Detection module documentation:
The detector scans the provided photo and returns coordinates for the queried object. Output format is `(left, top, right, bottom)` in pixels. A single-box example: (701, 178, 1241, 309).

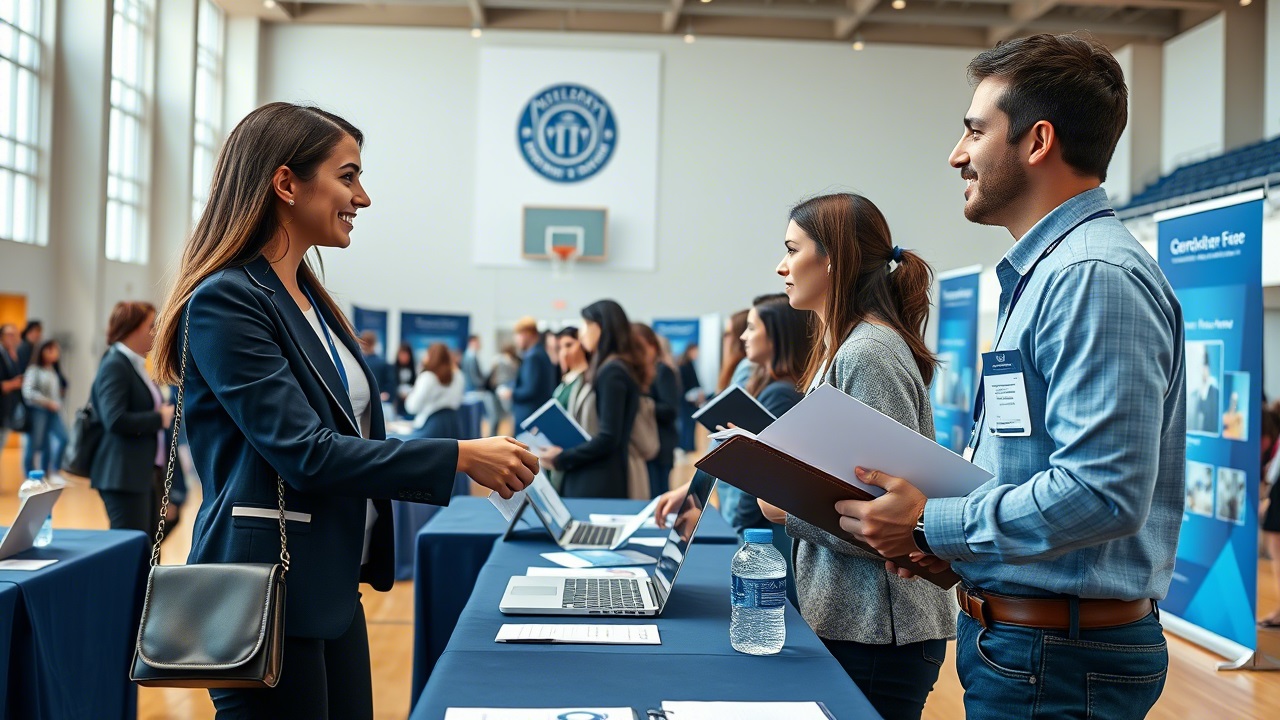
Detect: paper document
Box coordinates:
(525, 566, 647, 578)
(660, 701, 834, 720)
(0, 558, 57, 571)
(626, 537, 667, 548)
(713, 384, 993, 498)
(488, 490, 527, 523)
(445, 709, 635, 720)
(496, 623, 661, 645)
(541, 550, 657, 568)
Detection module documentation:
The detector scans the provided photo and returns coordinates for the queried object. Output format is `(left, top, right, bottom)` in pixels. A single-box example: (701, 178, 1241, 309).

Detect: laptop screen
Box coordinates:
(524, 473, 574, 539)
(652, 472, 717, 605)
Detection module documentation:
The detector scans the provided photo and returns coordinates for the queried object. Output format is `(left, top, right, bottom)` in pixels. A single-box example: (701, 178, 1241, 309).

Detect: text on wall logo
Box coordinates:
(517, 83, 617, 183)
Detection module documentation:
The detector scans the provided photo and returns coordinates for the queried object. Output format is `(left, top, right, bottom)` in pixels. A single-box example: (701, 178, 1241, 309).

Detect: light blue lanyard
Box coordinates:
(302, 287, 349, 393)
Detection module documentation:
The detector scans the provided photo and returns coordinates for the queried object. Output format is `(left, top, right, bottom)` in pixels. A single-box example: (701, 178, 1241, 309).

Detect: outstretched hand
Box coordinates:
(458, 436, 539, 499)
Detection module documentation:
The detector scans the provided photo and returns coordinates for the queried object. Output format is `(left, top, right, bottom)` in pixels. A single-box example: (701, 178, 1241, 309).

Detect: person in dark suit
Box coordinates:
(1192, 349, 1220, 433)
(357, 330, 394, 404)
(15, 320, 41, 373)
(149, 102, 539, 718)
(506, 316, 556, 431)
(632, 323, 681, 499)
(0, 324, 24, 448)
(89, 302, 175, 533)
(539, 300, 644, 498)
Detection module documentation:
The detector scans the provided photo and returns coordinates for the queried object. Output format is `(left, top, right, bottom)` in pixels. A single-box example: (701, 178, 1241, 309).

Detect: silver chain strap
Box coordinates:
(150, 309, 290, 576)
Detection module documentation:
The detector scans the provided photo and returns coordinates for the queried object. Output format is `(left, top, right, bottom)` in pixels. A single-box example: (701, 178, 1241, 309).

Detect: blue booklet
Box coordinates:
(519, 398, 591, 449)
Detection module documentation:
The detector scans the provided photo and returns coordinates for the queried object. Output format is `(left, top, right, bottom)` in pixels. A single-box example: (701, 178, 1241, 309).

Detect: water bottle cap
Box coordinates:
(744, 528, 773, 544)
(28, 470, 45, 480)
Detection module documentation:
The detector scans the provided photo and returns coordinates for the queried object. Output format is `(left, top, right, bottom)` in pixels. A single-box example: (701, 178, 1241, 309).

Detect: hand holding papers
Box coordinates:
(695, 385, 992, 587)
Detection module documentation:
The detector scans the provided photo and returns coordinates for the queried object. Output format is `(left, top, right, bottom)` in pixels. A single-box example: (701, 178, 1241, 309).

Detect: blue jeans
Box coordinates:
(22, 406, 66, 475)
(956, 609, 1168, 720)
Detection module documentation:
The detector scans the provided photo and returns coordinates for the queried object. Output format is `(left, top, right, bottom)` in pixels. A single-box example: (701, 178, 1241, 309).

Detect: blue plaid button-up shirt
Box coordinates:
(925, 188, 1186, 601)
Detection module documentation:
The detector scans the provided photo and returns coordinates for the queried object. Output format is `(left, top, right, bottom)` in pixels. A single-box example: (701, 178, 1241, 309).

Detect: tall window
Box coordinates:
(106, 0, 155, 264)
(0, 0, 44, 245)
(191, 0, 223, 224)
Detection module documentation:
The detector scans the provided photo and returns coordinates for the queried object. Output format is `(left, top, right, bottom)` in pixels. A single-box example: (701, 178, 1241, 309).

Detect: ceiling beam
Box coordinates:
(862, 4, 1178, 37)
(834, 0, 880, 40)
(662, 0, 685, 33)
(468, 0, 486, 26)
(988, 0, 1061, 45)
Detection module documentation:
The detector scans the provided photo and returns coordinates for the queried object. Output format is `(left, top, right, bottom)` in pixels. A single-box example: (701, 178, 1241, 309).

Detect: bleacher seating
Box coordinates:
(1118, 135, 1280, 218)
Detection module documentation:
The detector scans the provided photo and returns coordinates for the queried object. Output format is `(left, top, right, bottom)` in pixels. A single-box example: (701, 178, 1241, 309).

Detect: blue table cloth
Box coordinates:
(0, 529, 149, 720)
(411, 539, 880, 719)
(0, 582, 18, 720)
(411, 496, 740, 700)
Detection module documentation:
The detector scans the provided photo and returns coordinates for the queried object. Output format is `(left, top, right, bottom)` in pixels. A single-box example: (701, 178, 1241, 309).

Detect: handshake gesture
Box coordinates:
(457, 437, 541, 499)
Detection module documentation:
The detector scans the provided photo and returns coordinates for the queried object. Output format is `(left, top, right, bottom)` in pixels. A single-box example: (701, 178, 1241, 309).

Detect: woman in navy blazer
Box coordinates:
(150, 103, 539, 718)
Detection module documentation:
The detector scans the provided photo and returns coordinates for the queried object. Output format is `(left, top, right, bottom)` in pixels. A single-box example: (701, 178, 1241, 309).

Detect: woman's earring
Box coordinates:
(827, 264, 832, 274)
(288, 199, 295, 206)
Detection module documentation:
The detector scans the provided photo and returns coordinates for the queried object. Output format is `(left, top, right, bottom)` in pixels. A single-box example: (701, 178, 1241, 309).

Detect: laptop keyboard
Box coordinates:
(567, 523, 617, 547)
(562, 578, 646, 610)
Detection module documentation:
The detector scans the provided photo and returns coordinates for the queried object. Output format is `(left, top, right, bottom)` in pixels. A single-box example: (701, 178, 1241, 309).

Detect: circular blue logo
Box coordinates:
(517, 83, 617, 183)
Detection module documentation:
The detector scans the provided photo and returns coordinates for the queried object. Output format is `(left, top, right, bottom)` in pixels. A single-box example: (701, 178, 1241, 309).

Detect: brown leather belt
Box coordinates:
(956, 587, 1154, 630)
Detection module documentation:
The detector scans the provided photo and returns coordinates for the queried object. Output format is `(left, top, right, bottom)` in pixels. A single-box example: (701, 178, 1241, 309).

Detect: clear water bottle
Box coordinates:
(17, 470, 54, 548)
(730, 528, 786, 655)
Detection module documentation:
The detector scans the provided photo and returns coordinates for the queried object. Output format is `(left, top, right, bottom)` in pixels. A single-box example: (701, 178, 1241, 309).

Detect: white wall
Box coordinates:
(1268, 0, 1280, 139)
(1162, 15, 1225, 173)
(259, 25, 1009, 349)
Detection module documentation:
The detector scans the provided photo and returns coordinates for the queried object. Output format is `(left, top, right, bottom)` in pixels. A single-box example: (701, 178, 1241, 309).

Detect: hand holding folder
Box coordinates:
(693, 386, 993, 588)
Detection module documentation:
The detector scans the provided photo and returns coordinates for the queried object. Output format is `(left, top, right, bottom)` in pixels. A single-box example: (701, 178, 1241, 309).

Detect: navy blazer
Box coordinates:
(511, 345, 556, 430)
(89, 347, 165, 493)
(183, 257, 458, 639)
(557, 359, 639, 498)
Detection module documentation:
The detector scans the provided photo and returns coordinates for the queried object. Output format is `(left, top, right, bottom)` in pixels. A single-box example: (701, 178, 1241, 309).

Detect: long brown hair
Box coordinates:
(791, 193, 936, 388)
(716, 309, 749, 392)
(152, 103, 363, 384)
(106, 301, 157, 345)
(745, 293, 814, 396)
(421, 342, 455, 386)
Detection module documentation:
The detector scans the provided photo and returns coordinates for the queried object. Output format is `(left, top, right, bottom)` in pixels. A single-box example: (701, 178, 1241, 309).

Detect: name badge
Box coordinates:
(980, 350, 1032, 438)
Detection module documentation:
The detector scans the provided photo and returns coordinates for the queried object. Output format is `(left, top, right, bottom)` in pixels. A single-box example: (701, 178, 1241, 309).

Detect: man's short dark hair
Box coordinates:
(968, 33, 1127, 181)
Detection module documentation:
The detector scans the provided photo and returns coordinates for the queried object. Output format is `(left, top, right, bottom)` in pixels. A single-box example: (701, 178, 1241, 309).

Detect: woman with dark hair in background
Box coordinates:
(633, 323, 681, 499)
(21, 339, 69, 480)
(539, 300, 645, 498)
(544, 326, 588, 491)
(405, 342, 465, 435)
(759, 192, 953, 719)
(392, 342, 416, 419)
(90, 301, 175, 534)
(719, 309, 752, 392)
(150, 102, 538, 715)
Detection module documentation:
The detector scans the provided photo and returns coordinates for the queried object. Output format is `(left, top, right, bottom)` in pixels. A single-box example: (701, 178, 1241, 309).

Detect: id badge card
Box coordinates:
(980, 350, 1032, 437)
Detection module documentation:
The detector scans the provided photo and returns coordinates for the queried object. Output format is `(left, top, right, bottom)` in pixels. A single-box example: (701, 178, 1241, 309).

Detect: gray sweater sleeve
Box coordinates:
(784, 335, 922, 559)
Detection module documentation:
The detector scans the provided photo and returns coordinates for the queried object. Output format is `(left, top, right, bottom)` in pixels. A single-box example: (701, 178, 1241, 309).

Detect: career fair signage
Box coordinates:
(653, 319, 700, 357)
(1157, 189, 1264, 660)
(351, 306, 389, 359)
(400, 312, 471, 355)
(931, 266, 981, 455)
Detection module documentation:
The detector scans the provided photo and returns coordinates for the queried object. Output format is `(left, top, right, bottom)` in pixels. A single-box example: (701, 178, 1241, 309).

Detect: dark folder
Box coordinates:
(696, 433, 961, 589)
(690, 385, 777, 435)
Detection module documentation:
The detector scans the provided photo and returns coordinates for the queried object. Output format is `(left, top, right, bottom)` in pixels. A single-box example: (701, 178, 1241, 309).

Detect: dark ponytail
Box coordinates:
(887, 249, 937, 386)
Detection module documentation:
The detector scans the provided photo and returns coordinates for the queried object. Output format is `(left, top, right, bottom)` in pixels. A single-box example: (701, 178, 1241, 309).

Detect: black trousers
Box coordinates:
(821, 636, 946, 720)
(210, 600, 373, 719)
(98, 468, 162, 534)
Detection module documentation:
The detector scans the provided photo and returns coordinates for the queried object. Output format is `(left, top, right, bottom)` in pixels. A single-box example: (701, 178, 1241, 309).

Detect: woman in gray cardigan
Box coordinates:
(761, 192, 956, 720)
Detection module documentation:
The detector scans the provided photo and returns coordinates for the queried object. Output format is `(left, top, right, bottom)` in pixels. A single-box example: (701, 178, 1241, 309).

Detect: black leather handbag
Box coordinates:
(130, 311, 290, 689)
(62, 402, 103, 479)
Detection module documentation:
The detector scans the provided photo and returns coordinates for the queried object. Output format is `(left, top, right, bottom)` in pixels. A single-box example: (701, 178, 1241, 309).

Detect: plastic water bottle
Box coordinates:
(17, 470, 54, 548)
(730, 528, 786, 655)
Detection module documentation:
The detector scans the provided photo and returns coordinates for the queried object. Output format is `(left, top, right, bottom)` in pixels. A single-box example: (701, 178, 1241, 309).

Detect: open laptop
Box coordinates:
(499, 472, 715, 616)
(0, 486, 62, 560)
(505, 473, 660, 551)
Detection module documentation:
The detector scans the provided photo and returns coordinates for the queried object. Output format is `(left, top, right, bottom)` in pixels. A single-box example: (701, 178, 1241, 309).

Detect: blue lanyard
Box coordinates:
(968, 209, 1115, 444)
(302, 286, 349, 393)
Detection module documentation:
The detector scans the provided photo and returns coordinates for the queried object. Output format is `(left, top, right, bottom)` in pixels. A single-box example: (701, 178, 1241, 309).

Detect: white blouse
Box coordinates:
(404, 370, 465, 429)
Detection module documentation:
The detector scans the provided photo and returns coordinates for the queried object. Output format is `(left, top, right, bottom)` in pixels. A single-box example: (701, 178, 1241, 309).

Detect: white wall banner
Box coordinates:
(472, 47, 661, 270)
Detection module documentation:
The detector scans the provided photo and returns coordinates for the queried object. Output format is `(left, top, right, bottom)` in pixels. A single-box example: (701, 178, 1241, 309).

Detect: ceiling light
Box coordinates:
(684, 21, 696, 43)
(852, 35, 865, 51)
(470, 26, 482, 38)
(263, 0, 278, 8)
(701, 0, 712, 3)
(892, 0, 906, 8)
(1240, 0, 1251, 5)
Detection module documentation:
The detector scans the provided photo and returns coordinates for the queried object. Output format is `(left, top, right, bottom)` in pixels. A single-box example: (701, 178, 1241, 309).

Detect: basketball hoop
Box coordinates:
(550, 244, 578, 280)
